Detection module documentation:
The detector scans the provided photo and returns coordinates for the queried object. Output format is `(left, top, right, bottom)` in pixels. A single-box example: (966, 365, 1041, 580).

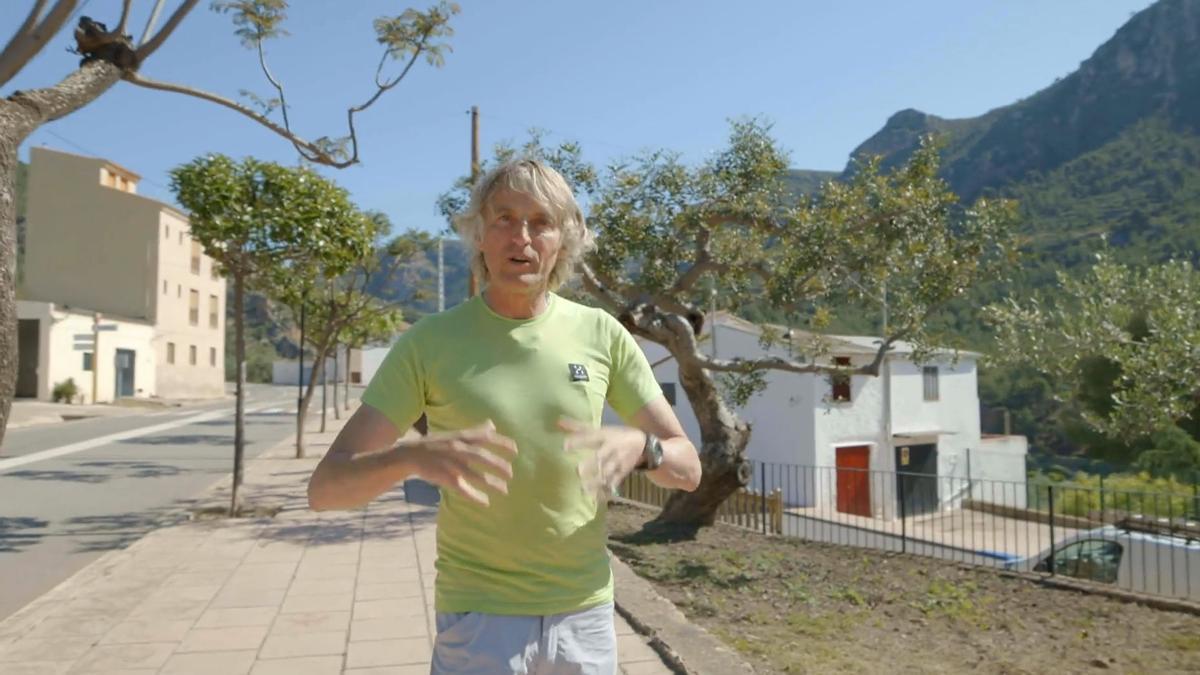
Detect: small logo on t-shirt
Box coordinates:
(568, 363, 589, 382)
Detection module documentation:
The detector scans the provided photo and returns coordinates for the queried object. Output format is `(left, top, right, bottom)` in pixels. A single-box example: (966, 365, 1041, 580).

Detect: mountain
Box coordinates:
(782, 169, 839, 197)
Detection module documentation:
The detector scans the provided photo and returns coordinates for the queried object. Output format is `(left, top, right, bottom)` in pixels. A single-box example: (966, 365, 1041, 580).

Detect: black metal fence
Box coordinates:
(748, 461, 1200, 603)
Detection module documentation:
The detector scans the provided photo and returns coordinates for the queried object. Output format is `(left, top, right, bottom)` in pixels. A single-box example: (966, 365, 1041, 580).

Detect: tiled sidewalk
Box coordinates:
(0, 407, 673, 674)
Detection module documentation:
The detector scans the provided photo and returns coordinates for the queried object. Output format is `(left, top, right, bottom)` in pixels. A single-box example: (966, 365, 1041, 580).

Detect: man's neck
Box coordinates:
(482, 286, 551, 320)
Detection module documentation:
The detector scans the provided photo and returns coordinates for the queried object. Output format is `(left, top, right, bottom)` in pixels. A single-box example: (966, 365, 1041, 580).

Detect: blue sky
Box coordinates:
(8, 0, 1155, 236)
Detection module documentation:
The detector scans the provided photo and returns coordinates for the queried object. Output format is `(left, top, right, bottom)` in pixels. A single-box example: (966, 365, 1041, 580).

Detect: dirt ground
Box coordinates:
(607, 503, 1200, 675)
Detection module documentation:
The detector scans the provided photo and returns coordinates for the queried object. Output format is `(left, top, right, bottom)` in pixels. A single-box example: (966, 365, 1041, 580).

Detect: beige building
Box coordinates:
(16, 147, 226, 402)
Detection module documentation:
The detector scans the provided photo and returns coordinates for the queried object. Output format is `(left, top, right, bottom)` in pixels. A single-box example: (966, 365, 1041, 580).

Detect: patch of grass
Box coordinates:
(1164, 633, 1200, 651)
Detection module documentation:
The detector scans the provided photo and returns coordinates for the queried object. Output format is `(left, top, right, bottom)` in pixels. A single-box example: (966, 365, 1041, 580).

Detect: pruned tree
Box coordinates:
(986, 255, 1200, 477)
(443, 121, 1018, 526)
(0, 0, 459, 445)
(170, 154, 373, 514)
(275, 215, 432, 456)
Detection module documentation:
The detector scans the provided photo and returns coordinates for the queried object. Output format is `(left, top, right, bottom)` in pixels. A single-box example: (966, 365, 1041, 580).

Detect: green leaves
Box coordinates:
(986, 254, 1200, 443)
(212, 0, 290, 47)
(373, 2, 460, 68)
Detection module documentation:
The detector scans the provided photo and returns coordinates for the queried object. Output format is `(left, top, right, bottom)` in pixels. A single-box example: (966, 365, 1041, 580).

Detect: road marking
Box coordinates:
(0, 403, 281, 473)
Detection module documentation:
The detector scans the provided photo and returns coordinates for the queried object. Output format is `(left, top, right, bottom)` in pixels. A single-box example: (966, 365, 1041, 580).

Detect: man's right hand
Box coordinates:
(399, 420, 518, 506)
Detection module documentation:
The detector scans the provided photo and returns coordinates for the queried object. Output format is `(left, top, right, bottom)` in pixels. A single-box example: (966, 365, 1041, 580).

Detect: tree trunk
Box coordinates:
(0, 60, 123, 445)
(656, 353, 753, 526)
(331, 340, 340, 421)
(295, 336, 334, 457)
(344, 344, 351, 411)
(320, 360, 328, 432)
(232, 270, 247, 516)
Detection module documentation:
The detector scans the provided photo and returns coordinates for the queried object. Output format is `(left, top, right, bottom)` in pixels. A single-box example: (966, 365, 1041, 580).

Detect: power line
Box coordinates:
(39, 129, 174, 194)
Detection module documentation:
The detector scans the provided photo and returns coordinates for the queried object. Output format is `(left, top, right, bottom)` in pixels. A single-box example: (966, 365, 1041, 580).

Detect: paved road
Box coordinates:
(0, 384, 348, 621)
(782, 512, 1011, 568)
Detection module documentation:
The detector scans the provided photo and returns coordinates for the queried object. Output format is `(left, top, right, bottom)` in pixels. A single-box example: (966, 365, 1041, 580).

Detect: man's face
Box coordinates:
(480, 187, 564, 294)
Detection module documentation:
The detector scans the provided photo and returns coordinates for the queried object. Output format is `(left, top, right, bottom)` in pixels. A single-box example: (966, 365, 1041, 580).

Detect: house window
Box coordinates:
(190, 241, 202, 274)
(189, 289, 199, 326)
(167, 342, 175, 364)
(177, 284, 181, 298)
(178, 231, 184, 245)
(923, 366, 940, 401)
(831, 356, 852, 402)
(210, 347, 217, 367)
(165, 225, 170, 239)
(660, 382, 677, 406)
(209, 294, 219, 328)
(83, 352, 93, 371)
(162, 279, 167, 295)
(211, 262, 220, 280)
(189, 345, 197, 365)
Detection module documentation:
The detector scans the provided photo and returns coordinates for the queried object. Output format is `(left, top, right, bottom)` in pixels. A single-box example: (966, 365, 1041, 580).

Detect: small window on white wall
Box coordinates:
(659, 382, 677, 406)
(83, 352, 93, 371)
(923, 366, 939, 401)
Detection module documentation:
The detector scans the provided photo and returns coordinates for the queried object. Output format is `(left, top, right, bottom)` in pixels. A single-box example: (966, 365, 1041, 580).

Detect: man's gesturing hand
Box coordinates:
(403, 420, 518, 506)
(558, 418, 645, 502)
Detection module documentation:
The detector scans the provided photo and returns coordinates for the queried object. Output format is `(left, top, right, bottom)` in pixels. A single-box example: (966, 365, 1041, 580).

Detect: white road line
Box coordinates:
(0, 403, 279, 473)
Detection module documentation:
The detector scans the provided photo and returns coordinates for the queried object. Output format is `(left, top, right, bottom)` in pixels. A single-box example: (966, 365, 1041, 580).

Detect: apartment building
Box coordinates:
(16, 147, 225, 402)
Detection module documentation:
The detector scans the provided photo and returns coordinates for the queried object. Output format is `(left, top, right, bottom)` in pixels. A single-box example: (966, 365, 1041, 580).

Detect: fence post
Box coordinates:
(966, 447, 972, 501)
(1193, 474, 1199, 520)
(761, 465, 768, 535)
(1047, 485, 1056, 577)
(1099, 474, 1106, 521)
(898, 470, 907, 554)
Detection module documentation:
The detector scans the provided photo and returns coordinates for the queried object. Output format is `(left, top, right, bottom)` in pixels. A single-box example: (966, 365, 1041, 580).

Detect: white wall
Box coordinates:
(973, 436, 1029, 509)
(360, 345, 391, 387)
(273, 358, 340, 386)
(20, 302, 157, 403)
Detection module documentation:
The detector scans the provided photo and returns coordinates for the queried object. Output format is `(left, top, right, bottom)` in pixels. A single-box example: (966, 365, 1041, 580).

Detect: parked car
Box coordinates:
(1004, 520, 1200, 602)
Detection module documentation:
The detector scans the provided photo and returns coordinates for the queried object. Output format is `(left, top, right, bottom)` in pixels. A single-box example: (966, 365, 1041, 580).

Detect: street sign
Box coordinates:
(73, 343, 92, 351)
(74, 333, 95, 341)
(96, 324, 119, 332)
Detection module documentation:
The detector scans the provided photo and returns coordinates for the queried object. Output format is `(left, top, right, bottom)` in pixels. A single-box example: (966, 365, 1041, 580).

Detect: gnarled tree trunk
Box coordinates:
(656, 350, 752, 526)
(0, 59, 123, 445)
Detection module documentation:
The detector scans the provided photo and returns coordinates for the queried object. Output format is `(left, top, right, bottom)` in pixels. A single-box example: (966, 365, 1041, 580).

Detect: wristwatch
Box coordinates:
(637, 432, 664, 471)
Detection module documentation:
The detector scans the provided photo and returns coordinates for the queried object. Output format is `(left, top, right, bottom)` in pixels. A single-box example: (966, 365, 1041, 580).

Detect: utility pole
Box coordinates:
(296, 292, 306, 453)
(92, 312, 100, 404)
(469, 105, 481, 297)
(881, 279, 894, 517)
(437, 236, 445, 312)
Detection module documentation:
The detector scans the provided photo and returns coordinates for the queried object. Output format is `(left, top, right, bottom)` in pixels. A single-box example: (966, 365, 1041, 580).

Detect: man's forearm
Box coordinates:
(645, 436, 702, 492)
(307, 445, 415, 511)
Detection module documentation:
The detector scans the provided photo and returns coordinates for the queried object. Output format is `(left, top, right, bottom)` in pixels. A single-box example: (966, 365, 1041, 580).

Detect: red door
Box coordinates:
(836, 445, 872, 517)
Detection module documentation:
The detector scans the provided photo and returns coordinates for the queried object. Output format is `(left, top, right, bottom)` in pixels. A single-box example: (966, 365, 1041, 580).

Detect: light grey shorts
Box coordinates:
(430, 601, 617, 675)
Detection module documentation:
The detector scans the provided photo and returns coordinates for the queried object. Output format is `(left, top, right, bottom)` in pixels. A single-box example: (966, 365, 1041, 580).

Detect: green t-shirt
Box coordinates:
(361, 293, 662, 615)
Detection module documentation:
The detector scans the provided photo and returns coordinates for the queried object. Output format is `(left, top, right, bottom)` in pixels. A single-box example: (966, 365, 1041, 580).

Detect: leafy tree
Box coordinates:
(445, 121, 1017, 526)
(0, 0, 458, 445)
(171, 154, 372, 513)
(275, 214, 432, 456)
(987, 256, 1200, 477)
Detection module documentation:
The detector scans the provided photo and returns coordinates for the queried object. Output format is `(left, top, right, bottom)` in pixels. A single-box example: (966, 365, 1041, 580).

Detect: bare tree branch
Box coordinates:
(116, 0, 133, 36)
(136, 0, 199, 62)
(121, 71, 351, 167)
(139, 0, 168, 46)
(579, 263, 626, 313)
(342, 41, 426, 166)
(0, 0, 77, 89)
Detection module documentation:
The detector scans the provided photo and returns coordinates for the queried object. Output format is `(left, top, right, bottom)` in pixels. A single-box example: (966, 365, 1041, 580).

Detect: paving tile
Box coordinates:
(161, 570, 234, 588)
(209, 586, 288, 609)
(194, 606, 278, 629)
(249, 655, 344, 675)
(288, 578, 357, 596)
(159, 650, 257, 675)
(0, 662, 73, 675)
(616, 634, 661, 664)
(349, 617, 428, 642)
(344, 666, 428, 675)
(345, 637, 430, 668)
(280, 593, 354, 614)
(353, 599, 426, 620)
(269, 610, 352, 634)
(0, 636, 95, 662)
(70, 642, 176, 671)
(23, 615, 115, 639)
(621, 661, 673, 675)
(259, 631, 347, 659)
(100, 619, 195, 644)
(177, 625, 268, 652)
(125, 598, 210, 620)
(354, 583, 423, 601)
(614, 615, 636, 636)
(293, 563, 358, 581)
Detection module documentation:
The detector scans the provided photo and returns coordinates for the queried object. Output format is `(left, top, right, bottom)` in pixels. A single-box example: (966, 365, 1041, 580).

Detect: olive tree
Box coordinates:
(0, 0, 458, 445)
(444, 122, 1018, 526)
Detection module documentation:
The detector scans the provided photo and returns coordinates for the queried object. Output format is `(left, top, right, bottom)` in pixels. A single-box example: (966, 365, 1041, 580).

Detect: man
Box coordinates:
(307, 158, 702, 674)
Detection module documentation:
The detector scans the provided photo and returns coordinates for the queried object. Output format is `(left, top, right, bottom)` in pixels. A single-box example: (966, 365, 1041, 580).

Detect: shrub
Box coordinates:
(52, 378, 79, 404)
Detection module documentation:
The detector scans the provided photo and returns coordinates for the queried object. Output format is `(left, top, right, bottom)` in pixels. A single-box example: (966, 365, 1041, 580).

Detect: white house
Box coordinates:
(604, 312, 1027, 520)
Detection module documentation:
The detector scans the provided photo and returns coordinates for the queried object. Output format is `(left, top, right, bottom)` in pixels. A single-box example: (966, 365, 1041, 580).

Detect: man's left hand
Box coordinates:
(558, 418, 645, 500)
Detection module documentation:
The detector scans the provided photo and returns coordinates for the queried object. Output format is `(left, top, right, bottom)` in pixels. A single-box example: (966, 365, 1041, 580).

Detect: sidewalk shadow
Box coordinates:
(0, 516, 50, 553)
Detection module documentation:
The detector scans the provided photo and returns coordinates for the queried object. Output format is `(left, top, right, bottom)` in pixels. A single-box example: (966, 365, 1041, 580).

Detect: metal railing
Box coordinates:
(619, 471, 783, 534)
(621, 461, 1200, 603)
